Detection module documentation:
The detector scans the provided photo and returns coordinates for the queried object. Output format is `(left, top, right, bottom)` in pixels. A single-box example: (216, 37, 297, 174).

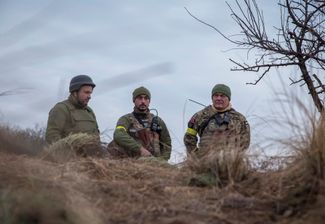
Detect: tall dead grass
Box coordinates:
(248, 93, 325, 219)
(276, 112, 325, 220)
(186, 145, 249, 187)
(0, 124, 45, 155)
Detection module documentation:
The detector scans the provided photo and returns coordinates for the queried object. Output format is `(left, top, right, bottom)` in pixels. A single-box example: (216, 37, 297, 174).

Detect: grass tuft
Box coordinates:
(186, 145, 249, 187)
(41, 133, 105, 163)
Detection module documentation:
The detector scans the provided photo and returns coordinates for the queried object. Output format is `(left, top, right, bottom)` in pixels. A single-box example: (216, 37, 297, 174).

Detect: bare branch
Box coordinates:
(289, 77, 304, 85)
(184, 7, 236, 44)
(187, 0, 324, 111)
(313, 74, 325, 93)
(246, 66, 271, 85)
(229, 58, 298, 71)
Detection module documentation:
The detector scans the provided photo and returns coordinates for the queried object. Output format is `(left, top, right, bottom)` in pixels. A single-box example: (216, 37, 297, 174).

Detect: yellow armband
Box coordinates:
(116, 126, 126, 132)
(186, 128, 197, 136)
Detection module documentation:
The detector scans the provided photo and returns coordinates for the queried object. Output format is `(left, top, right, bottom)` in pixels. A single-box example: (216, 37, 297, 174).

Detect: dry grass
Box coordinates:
(41, 133, 106, 163)
(0, 124, 45, 155)
(0, 111, 324, 223)
(186, 146, 249, 187)
(0, 152, 103, 224)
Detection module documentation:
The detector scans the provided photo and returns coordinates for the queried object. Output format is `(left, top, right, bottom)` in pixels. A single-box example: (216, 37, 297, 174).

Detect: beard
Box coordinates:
(77, 98, 89, 107)
(137, 104, 148, 112)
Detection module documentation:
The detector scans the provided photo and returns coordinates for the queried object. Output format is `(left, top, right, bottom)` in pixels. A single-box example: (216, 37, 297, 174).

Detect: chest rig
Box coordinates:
(128, 112, 161, 156)
(198, 110, 232, 137)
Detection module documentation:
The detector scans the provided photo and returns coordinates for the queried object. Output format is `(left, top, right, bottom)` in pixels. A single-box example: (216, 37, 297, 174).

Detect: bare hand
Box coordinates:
(140, 146, 152, 157)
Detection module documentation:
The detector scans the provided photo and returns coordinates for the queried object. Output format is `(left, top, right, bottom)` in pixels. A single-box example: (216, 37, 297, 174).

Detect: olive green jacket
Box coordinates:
(113, 111, 172, 160)
(184, 105, 250, 153)
(45, 95, 99, 144)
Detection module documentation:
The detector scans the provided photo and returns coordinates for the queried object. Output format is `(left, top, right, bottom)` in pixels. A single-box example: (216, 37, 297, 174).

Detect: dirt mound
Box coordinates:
(0, 150, 322, 224)
(0, 115, 324, 223)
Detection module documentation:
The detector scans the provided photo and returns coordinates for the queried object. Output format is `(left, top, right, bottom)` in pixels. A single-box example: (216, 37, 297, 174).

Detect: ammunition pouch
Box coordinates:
(150, 116, 162, 133)
(137, 128, 161, 157)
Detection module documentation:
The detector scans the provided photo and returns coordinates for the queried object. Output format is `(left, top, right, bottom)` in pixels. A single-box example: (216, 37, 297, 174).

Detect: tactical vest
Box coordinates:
(126, 112, 161, 156)
(197, 109, 248, 151)
(60, 100, 99, 138)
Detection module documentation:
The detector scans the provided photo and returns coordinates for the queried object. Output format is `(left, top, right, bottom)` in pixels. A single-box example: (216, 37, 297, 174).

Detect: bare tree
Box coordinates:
(186, 0, 324, 112)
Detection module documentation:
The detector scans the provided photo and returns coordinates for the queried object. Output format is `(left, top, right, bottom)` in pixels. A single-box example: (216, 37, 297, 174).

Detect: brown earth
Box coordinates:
(0, 118, 324, 224)
(0, 150, 324, 224)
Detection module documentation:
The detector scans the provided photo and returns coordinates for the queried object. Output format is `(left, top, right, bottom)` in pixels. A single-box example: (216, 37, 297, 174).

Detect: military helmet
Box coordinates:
(69, 75, 96, 93)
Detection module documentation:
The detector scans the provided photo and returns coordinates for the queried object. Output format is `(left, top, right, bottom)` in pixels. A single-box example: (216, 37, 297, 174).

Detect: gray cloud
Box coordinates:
(0, 0, 293, 161)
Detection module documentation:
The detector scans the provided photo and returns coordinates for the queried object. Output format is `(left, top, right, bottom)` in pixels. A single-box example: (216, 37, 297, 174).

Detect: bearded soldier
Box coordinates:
(107, 86, 171, 160)
(184, 84, 250, 155)
(45, 75, 99, 144)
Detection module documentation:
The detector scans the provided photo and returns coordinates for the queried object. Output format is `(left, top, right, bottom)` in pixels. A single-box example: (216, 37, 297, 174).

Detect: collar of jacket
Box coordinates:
(211, 103, 232, 113)
(133, 107, 149, 117)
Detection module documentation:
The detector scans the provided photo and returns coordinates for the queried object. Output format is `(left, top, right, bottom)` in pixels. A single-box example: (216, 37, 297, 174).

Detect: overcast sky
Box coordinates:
(0, 0, 316, 163)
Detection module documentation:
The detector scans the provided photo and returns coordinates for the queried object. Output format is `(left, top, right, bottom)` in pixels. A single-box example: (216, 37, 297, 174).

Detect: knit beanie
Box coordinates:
(211, 84, 231, 100)
(132, 86, 151, 101)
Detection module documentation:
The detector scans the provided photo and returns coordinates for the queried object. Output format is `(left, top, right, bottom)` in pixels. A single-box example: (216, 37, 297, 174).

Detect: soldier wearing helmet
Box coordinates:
(107, 86, 172, 160)
(45, 75, 99, 144)
(184, 84, 250, 155)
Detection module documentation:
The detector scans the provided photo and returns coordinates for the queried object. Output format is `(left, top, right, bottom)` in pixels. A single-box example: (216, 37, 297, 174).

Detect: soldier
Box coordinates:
(45, 75, 99, 144)
(107, 86, 171, 160)
(184, 84, 250, 155)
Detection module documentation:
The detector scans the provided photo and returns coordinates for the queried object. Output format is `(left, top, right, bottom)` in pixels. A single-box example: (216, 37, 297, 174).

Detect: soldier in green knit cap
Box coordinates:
(184, 84, 250, 187)
(107, 86, 172, 160)
(184, 84, 250, 154)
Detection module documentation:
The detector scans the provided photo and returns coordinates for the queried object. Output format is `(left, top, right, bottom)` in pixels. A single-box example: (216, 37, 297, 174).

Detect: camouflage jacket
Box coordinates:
(184, 105, 250, 153)
(45, 95, 99, 144)
(112, 111, 172, 160)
